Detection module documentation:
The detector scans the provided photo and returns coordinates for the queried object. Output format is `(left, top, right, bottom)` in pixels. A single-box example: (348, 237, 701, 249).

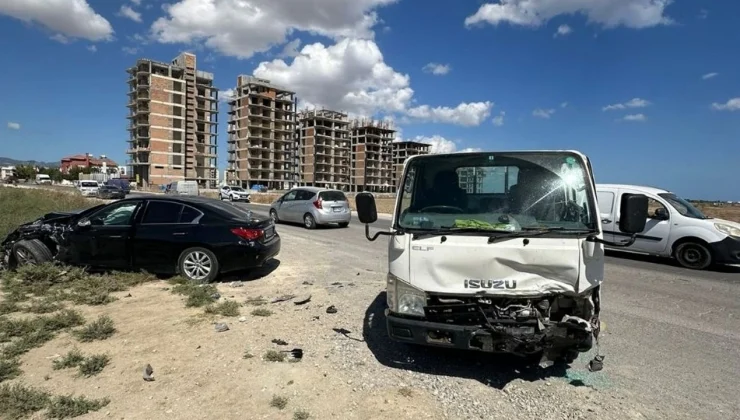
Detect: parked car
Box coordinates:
(220, 185, 251, 202)
(105, 178, 130, 194)
(596, 184, 740, 270)
(164, 180, 199, 196)
(269, 187, 350, 229)
(0, 196, 280, 283)
(77, 180, 100, 197)
(97, 185, 126, 200)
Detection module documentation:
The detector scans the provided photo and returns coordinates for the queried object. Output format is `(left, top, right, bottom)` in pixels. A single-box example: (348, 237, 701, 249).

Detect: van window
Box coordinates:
(647, 198, 669, 220)
(319, 191, 346, 201)
(597, 191, 615, 214)
(80, 181, 98, 187)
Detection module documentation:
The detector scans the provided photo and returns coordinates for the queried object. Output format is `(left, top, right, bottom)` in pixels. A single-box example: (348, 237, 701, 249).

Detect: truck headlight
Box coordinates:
(387, 273, 426, 317)
(714, 223, 740, 238)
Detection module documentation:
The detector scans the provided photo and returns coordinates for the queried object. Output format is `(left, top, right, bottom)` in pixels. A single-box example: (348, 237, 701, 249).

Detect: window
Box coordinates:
(172, 155, 182, 166)
(203, 201, 252, 220)
(597, 191, 615, 215)
(180, 206, 202, 223)
(173, 81, 183, 91)
(90, 201, 140, 226)
(142, 201, 183, 224)
(296, 190, 316, 201)
(282, 190, 298, 201)
(318, 191, 346, 201)
(456, 166, 519, 194)
(646, 198, 669, 220)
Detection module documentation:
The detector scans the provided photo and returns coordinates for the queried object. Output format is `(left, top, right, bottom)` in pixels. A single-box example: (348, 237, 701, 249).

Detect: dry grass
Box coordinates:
(697, 204, 740, 223)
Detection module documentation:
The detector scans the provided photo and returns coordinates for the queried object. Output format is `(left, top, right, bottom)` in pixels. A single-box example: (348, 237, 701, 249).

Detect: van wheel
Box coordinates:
(12, 239, 53, 267)
(674, 241, 712, 270)
(303, 213, 316, 229)
(177, 247, 219, 283)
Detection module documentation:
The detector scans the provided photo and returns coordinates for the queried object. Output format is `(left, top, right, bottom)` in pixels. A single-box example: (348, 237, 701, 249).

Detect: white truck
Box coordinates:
(355, 150, 648, 369)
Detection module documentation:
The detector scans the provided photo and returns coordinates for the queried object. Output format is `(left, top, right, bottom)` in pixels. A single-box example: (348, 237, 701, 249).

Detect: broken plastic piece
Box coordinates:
(272, 338, 288, 346)
(281, 348, 303, 360)
(326, 305, 338, 314)
(588, 355, 604, 372)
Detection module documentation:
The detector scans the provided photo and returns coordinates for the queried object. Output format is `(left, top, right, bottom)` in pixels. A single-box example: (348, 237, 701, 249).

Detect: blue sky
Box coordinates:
(0, 0, 738, 200)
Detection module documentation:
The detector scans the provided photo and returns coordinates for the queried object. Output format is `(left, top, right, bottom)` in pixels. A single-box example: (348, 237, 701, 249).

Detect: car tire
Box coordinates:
(229, 195, 235, 202)
(12, 239, 53, 267)
(674, 241, 712, 270)
(303, 213, 317, 229)
(338, 222, 349, 228)
(177, 247, 220, 283)
(270, 209, 280, 224)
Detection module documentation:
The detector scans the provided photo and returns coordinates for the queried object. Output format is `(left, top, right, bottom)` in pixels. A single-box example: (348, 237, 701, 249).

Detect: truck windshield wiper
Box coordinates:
(412, 227, 511, 240)
(412, 226, 592, 242)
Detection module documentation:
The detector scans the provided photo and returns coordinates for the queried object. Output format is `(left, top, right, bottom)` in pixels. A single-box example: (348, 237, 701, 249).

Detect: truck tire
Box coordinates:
(12, 239, 53, 267)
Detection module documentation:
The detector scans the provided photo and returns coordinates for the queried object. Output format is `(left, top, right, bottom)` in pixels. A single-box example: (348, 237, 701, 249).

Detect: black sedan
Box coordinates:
(0, 196, 280, 283)
(97, 185, 126, 199)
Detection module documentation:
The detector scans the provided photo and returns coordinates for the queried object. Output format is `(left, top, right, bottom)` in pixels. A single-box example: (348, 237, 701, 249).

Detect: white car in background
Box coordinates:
(220, 185, 251, 202)
(77, 180, 100, 197)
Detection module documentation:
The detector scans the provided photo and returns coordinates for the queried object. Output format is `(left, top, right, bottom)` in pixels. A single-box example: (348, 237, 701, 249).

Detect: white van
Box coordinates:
(164, 180, 199, 196)
(596, 184, 740, 270)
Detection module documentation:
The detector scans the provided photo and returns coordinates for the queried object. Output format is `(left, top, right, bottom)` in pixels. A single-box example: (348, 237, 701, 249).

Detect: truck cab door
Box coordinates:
(68, 200, 142, 269)
(617, 188, 671, 254)
(596, 189, 617, 243)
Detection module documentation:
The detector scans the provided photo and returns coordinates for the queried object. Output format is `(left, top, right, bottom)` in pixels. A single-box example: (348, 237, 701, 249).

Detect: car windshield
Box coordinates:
(395, 152, 597, 232)
(658, 193, 709, 219)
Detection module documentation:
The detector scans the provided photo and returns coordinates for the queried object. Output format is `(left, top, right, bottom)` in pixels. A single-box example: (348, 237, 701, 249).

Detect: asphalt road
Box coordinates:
(238, 201, 740, 418)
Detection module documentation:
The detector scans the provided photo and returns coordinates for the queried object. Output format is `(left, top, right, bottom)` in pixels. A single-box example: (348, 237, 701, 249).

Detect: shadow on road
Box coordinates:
(361, 292, 571, 390)
(220, 258, 281, 282)
(605, 250, 740, 274)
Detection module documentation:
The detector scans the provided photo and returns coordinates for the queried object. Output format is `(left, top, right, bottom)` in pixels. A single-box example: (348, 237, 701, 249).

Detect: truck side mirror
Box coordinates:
(654, 207, 669, 220)
(355, 192, 378, 224)
(619, 193, 648, 234)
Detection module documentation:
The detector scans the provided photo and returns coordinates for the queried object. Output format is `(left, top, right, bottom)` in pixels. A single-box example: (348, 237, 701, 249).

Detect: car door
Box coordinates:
(276, 190, 298, 222)
(596, 188, 617, 244)
(68, 200, 142, 269)
(294, 190, 316, 218)
(132, 200, 204, 273)
(616, 188, 671, 254)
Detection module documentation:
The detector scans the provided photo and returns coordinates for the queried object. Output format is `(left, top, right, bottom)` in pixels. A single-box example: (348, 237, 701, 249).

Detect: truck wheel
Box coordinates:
(12, 239, 53, 267)
(177, 247, 220, 283)
(674, 241, 712, 270)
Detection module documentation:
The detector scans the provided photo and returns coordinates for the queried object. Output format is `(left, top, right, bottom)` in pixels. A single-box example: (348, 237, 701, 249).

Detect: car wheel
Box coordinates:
(303, 213, 317, 229)
(338, 222, 349, 228)
(674, 241, 712, 270)
(270, 209, 280, 224)
(177, 247, 220, 283)
(12, 239, 53, 267)
(229, 195, 235, 202)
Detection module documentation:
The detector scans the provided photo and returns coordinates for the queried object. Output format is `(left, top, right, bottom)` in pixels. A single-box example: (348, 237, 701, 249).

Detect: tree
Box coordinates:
(14, 164, 35, 180)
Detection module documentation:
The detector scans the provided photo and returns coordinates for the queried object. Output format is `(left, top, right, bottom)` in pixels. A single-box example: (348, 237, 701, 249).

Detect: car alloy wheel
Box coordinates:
(182, 251, 213, 281)
(14, 248, 36, 266)
(304, 214, 316, 229)
(270, 210, 279, 223)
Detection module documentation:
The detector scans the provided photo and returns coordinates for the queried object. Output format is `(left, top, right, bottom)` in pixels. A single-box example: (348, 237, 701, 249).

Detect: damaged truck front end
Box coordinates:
(356, 150, 648, 368)
(0, 206, 102, 270)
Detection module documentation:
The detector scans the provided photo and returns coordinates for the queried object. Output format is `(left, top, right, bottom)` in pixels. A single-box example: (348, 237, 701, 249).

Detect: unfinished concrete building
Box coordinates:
(226, 76, 297, 190)
(349, 119, 395, 192)
(297, 109, 351, 190)
(391, 140, 431, 189)
(126, 52, 218, 188)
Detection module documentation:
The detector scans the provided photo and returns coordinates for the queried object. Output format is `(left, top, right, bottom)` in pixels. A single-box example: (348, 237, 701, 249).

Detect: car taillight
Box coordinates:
(313, 199, 323, 209)
(231, 227, 263, 241)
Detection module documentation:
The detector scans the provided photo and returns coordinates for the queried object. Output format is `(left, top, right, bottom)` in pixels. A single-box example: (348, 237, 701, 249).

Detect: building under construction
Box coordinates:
(391, 140, 431, 189)
(126, 52, 219, 188)
(297, 109, 351, 190)
(226, 75, 298, 190)
(349, 119, 395, 192)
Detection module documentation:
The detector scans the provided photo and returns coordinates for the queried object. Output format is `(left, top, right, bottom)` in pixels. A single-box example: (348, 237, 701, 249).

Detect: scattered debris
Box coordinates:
(124, 293, 132, 298)
(143, 364, 154, 381)
(588, 355, 605, 372)
(326, 305, 337, 314)
(282, 348, 304, 361)
(214, 323, 230, 332)
(271, 294, 296, 303)
(302, 281, 313, 285)
(294, 295, 311, 305)
(330, 282, 343, 287)
(238, 316, 247, 322)
(272, 339, 288, 346)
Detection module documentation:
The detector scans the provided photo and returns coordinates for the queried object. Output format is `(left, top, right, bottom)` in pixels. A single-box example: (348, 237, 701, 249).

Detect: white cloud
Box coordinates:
(492, 111, 505, 126)
(253, 38, 492, 126)
(87, 45, 97, 52)
(0, 0, 113, 42)
(220, 88, 236, 103)
(150, 0, 397, 59)
(50, 34, 70, 44)
(711, 98, 740, 112)
(7, 122, 21, 130)
(560, 102, 568, 108)
(420, 136, 457, 154)
(621, 113, 647, 122)
(698, 9, 708, 19)
(458, 147, 483, 153)
(702, 72, 718, 80)
(554, 24, 572, 37)
(602, 97, 650, 111)
(422, 63, 451, 75)
(465, 0, 674, 30)
(131, 0, 142, 5)
(532, 108, 555, 119)
(278, 38, 302, 58)
(118, 5, 142, 23)
(122, 46, 139, 55)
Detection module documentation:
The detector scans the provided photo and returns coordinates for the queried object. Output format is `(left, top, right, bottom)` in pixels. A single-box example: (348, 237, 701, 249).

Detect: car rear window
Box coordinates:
(319, 191, 347, 201)
(80, 182, 98, 187)
(203, 200, 253, 220)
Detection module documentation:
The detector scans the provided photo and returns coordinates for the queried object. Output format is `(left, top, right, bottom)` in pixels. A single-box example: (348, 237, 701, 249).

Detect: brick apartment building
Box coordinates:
(297, 109, 351, 190)
(226, 76, 298, 190)
(126, 52, 219, 188)
(349, 119, 396, 192)
(60, 153, 118, 174)
(391, 141, 431, 189)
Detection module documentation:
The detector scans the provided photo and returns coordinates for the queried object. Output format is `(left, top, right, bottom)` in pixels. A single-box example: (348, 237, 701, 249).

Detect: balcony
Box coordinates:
(126, 146, 151, 154)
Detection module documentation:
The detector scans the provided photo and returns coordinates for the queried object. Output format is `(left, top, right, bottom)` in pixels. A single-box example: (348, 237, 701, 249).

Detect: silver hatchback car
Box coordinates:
(269, 187, 351, 229)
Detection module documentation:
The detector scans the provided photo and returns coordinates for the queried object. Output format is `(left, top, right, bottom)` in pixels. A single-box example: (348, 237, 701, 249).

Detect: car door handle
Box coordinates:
(601, 218, 612, 224)
(108, 235, 123, 239)
(172, 232, 188, 236)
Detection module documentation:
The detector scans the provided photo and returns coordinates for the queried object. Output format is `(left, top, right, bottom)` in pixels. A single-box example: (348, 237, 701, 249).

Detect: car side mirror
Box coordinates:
(77, 218, 92, 228)
(356, 192, 378, 224)
(620, 193, 648, 234)
(654, 207, 669, 220)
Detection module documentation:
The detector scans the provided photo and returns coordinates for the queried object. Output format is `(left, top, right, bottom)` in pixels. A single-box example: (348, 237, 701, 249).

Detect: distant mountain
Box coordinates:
(0, 156, 59, 168)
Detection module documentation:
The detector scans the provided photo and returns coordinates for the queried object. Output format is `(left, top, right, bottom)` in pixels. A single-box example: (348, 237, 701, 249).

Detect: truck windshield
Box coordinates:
(658, 193, 709, 219)
(396, 152, 597, 232)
